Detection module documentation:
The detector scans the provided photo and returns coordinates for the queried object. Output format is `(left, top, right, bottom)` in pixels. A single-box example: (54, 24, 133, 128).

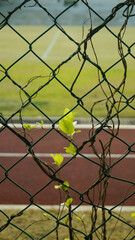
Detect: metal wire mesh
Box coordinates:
(0, 0, 135, 239)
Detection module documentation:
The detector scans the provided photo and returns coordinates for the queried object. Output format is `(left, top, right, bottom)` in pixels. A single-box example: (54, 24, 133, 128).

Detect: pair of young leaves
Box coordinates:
(23, 120, 44, 130)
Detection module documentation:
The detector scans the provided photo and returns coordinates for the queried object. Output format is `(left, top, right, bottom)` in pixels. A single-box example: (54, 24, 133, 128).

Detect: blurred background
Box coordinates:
(1, 0, 134, 26)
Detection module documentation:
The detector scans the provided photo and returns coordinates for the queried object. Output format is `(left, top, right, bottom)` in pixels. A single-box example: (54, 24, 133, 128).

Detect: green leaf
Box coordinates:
(54, 185, 62, 189)
(76, 216, 82, 221)
(63, 108, 74, 123)
(58, 108, 76, 136)
(36, 120, 44, 128)
(65, 198, 73, 208)
(43, 213, 50, 219)
(23, 124, 37, 130)
(64, 143, 76, 155)
(51, 154, 64, 167)
(75, 130, 81, 134)
(59, 119, 74, 135)
(40, 120, 44, 128)
(64, 216, 69, 225)
(61, 181, 69, 192)
(76, 215, 85, 221)
(64, 238, 69, 240)
(131, 212, 135, 218)
(54, 181, 69, 192)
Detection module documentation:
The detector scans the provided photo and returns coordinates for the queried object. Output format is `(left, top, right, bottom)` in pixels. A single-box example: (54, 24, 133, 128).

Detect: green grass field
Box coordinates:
(0, 208, 135, 240)
(0, 26, 134, 118)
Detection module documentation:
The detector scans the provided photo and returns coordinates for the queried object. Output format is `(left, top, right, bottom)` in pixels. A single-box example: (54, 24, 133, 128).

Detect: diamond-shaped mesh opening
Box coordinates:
(0, 165, 6, 183)
(0, 26, 29, 68)
(8, 2, 53, 26)
(0, 78, 22, 115)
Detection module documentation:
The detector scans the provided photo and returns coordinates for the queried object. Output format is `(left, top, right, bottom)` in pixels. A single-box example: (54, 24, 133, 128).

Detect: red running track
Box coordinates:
(0, 126, 135, 206)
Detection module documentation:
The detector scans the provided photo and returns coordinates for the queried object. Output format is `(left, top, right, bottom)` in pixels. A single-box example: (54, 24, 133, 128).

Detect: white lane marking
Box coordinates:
(0, 204, 135, 212)
(0, 153, 134, 158)
(0, 124, 135, 129)
(42, 30, 60, 59)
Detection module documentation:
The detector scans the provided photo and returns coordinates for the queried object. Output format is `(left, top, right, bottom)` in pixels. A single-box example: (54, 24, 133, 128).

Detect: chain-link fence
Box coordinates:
(0, 0, 135, 239)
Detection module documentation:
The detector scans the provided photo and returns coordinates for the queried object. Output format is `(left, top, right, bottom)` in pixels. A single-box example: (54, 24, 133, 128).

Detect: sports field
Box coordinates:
(0, 26, 134, 117)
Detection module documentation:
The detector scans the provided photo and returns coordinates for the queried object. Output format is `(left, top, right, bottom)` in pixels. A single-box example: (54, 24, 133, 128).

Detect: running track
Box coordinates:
(0, 124, 135, 206)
